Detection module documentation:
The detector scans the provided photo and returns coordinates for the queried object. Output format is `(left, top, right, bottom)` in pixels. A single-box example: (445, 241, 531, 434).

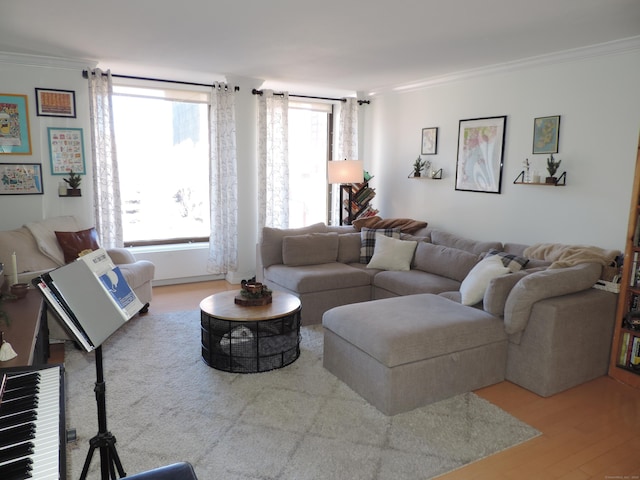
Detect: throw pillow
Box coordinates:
(486, 248, 529, 272)
(366, 234, 417, 271)
(360, 227, 401, 263)
(459, 255, 510, 306)
(55, 227, 101, 263)
(282, 232, 339, 266)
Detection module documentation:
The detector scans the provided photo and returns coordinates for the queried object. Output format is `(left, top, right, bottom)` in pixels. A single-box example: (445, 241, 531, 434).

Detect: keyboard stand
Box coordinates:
(80, 345, 127, 480)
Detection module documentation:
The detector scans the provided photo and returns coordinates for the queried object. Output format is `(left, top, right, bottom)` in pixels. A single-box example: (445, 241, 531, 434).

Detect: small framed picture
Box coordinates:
(421, 127, 438, 155)
(532, 115, 560, 154)
(48, 127, 86, 175)
(35, 88, 77, 118)
(0, 163, 43, 195)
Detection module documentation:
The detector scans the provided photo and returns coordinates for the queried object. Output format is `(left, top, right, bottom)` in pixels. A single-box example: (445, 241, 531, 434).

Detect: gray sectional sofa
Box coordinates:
(257, 221, 619, 414)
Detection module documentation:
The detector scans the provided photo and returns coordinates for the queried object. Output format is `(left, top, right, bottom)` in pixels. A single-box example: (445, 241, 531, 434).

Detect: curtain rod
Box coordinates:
(81, 70, 240, 91)
(251, 88, 370, 105)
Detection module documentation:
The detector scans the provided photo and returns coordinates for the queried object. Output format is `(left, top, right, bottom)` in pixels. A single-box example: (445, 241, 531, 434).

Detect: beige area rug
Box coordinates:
(64, 310, 540, 479)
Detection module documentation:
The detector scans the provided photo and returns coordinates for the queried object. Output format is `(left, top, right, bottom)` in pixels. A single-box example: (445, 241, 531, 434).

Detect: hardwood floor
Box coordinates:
(91, 280, 640, 477)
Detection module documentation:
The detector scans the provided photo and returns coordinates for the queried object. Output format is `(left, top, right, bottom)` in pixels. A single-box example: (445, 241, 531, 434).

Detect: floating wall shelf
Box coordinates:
(513, 171, 566, 186)
(408, 168, 443, 180)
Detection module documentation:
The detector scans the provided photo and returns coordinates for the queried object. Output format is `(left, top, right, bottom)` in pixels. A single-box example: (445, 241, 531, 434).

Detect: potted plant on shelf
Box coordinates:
(546, 154, 561, 184)
(412, 157, 426, 177)
(64, 170, 82, 196)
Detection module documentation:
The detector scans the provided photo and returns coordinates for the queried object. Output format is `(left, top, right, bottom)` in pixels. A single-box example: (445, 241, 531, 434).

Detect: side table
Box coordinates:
(200, 290, 301, 373)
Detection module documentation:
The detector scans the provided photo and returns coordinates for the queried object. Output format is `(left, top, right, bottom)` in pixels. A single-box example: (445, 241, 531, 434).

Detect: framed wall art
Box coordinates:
(48, 127, 86, 175)
(421, 127, 438, 155)
(0, 93, 32, 155)
(0, 163, 43, 195)
(35, 88, 77, 118)
(455, 116, 507, 194)
(532, 115, 560, 154)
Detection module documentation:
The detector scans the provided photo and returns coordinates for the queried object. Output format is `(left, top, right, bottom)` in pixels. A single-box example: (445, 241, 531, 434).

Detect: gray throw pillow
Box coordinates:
(282, 232, 339, 266)
(413, 242, 480, 282)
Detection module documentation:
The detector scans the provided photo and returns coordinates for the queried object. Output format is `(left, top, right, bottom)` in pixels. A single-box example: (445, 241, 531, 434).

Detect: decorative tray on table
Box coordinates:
(234, 279, 273, 306)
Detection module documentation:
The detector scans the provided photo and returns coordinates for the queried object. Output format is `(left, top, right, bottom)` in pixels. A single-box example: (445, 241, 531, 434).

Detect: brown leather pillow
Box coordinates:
(55, 227, 100, 263)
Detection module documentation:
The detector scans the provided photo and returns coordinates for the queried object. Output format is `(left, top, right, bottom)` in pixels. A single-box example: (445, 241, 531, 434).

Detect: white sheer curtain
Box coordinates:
(330, 97, 359, 224)
(88, 68, 123, 248)
(258, 90, 289, 231)
(207, 84, 238, 274)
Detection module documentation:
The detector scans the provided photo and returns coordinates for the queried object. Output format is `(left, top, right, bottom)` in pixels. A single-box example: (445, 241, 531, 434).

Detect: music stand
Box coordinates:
(79, 345, 126, 480)
(33, 249, 144, 480)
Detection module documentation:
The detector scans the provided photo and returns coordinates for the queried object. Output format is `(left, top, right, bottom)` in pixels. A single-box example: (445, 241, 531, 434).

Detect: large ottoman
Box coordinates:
(322, 293, 508, 415)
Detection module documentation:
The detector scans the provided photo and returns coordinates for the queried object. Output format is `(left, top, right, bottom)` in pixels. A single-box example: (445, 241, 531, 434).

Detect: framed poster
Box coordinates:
(0, 94, 32, 155)
(421, 127, 438, 155)
(35, 88, 77, 118)
(455, 116, 507, 194)
(48, 127, 86, 175)
(0, 163, 43, 195)
(532, 115, 560, 154)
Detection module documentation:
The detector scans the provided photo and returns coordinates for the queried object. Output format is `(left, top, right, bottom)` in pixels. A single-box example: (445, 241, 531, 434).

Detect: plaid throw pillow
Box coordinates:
(486, 249, 529, 272)
(360, 227, 401, 263)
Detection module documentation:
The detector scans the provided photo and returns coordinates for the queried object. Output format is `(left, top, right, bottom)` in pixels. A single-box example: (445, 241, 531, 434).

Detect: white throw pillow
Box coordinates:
(460, 255, 510, 306)
(367, 234, 417, 271)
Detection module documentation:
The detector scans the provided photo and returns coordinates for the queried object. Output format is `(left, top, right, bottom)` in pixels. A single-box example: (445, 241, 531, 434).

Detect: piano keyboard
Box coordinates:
(0, 365, 65, 480)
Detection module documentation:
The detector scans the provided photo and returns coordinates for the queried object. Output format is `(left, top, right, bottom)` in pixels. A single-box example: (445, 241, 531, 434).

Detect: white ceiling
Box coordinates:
(1, 0, 639, 96)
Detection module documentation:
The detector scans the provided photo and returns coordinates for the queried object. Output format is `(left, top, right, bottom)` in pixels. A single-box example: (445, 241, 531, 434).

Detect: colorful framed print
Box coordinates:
(532, 115, 560, 154)
(455, 116, 507, 194)
(48, 127, 86, 175)
(0, 163, 43, 195)
(0, 94, 32, 155)
(35, 88, 77, 118)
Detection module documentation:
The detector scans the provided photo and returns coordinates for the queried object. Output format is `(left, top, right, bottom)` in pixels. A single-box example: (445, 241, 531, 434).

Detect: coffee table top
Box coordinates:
(200, 290, 301, 322)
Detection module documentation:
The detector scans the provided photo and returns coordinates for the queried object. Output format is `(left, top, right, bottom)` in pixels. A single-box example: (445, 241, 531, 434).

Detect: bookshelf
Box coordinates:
(609, 134, 640, 388)
(340, 175, 378, 225)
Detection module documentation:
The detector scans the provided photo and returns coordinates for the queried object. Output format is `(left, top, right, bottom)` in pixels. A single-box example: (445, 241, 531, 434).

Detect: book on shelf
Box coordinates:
(631, 336, 640, 367)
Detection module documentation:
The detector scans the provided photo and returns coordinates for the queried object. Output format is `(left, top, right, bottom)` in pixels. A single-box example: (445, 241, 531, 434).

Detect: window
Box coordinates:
(288, 101, 332, 228)
(112, 84, 210, 245)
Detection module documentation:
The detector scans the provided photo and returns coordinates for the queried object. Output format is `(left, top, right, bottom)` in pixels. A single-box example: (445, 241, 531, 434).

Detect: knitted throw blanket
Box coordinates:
(523, 243, 620, 269)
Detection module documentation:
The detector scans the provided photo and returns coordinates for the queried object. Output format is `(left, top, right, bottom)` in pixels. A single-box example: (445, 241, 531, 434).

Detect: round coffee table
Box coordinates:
(199, 290, 301, 373)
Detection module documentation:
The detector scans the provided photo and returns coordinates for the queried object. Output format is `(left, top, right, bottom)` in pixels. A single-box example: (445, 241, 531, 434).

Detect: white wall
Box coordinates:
(364, 49, 640, 251)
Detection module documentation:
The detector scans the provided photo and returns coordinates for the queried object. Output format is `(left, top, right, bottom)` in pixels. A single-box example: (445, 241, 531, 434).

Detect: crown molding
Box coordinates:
(370, 36, 640, 96)
(0, 51, 97, 70)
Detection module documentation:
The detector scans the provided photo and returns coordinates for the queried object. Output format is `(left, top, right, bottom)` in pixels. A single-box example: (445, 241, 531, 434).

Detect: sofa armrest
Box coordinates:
(503, 262, 602, 336)
(107, 247, 137, 265)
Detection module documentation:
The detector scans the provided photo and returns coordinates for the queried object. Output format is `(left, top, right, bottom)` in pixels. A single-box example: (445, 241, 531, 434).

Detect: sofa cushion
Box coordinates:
(337, 233, 362, 263)
(322, 293, 507, 368)
(55, 227, 101, 263)
(460, 255, 510, 306)
(374, 270, 461, 296)
(483, 269, 532, 316)
(504, 262, 602, 336)
(265, 263, 371, 294)
(0, 226, 60, 274)
(486, 248, 529, 272)
(360, 227, 400, 264)
(260, 223, 327, 268)
(282, 232, 338, 266)
(430, 230, 502, 255)
(366, 234, 417, 271)
(413, 242, 480, 282)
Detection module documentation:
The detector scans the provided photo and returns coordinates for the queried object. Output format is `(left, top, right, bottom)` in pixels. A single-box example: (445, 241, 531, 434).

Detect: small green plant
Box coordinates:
(546, 154, 561, 177)
(413, 157, 426, 176)
(64, 170, 82, 189)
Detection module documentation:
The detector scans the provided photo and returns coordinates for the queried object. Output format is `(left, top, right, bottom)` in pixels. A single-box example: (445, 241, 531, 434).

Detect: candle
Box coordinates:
(11, 252, 18, 286)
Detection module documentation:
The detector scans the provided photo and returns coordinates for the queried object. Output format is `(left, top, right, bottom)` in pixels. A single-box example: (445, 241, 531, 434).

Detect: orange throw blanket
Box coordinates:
(352, 216, 428, 234)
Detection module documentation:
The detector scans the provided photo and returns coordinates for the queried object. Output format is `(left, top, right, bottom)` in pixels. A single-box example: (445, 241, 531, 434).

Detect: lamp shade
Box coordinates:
(327, 160, 364, 184)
